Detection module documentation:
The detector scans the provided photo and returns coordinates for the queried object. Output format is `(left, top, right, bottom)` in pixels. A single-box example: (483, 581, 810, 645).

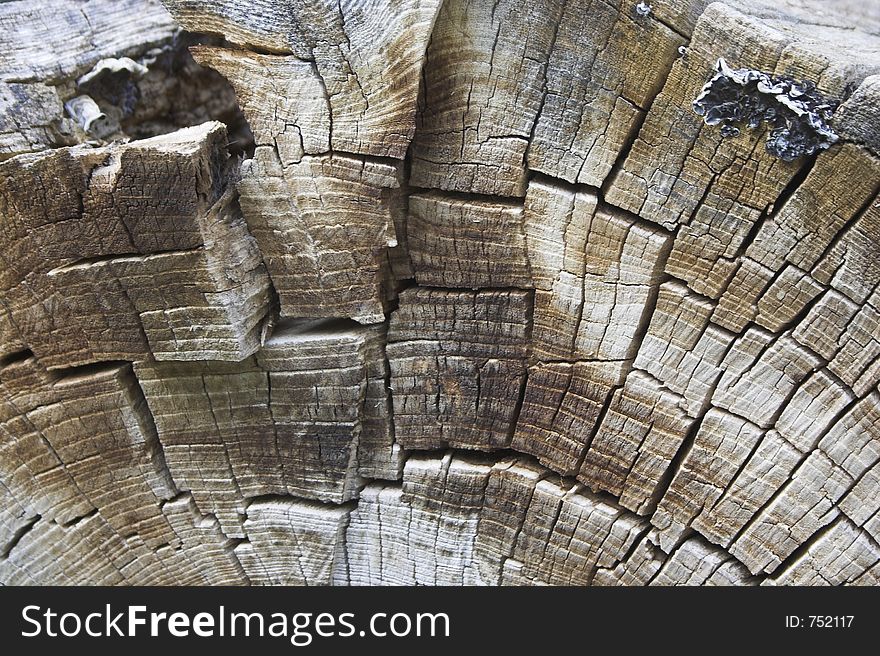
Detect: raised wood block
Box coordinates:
(48, 214, 269, 363)
(407, 193, 531, 289)
(135, 320, 396, 536)
(0, 122, 270, 366)
(238, 149, 401, 323)
(388, 288, 531, 450)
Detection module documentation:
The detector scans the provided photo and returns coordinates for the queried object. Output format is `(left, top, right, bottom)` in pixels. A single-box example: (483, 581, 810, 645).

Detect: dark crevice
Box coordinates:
(645, 411, 706, 520)
(242, 493, 358, 512)
(0, 349, 34, 368)
(1, 515, 40, 559)
(406, 184, 526, 205)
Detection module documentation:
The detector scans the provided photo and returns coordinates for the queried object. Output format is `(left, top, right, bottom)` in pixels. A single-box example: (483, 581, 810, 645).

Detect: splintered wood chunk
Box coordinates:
(238, 499, 349, 586)
(579, 371, 697, 515)
(1, 122, 270, 366)
(168, 0, 440, 158)
(524, 180, 671, 361)
(238, 149, 401, 324)
(0, 121, 225, 271)
(407, 193, 531, 289)
(512, 361, 628, 477)
(49, 228, 269, 364)
(388, 288, 531, 450)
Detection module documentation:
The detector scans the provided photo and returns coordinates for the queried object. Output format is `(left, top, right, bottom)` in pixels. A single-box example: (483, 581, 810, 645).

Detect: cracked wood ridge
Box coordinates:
(1, 0, 879, 586)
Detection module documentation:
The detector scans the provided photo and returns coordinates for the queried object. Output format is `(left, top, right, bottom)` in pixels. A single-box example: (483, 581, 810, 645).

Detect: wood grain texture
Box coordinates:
(2, 0, 880, 586)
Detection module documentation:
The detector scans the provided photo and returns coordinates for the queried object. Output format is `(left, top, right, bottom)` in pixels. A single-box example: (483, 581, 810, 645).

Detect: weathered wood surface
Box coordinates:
(1, 0, 880, 586)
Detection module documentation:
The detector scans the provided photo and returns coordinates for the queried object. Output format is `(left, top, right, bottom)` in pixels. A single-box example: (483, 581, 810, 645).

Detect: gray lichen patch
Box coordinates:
(693, 58, 839, 162)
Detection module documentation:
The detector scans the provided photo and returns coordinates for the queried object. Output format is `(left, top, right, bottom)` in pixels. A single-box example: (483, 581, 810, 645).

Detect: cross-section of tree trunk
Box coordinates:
(1, 0, 879, 586)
